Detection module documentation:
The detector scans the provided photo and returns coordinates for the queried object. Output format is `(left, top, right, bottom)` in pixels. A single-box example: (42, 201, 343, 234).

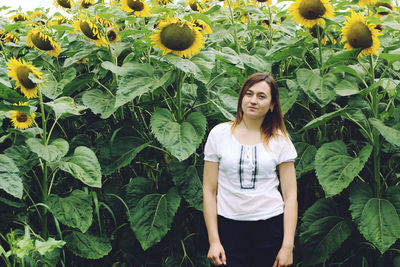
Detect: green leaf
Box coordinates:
(190, 51, 215, 84)
(0, 103, 31, 114)
(369, 118, 400, 147)
(115, 63, 154, 107)
(125, 177, 153, 210)
(26, 138, 68, 162)
(63, 73, 95, 96)
(301, 108, 347, 131)
(343, 108, 372, 139)
(315, 141, 372, 197)
(164, 54, 207, 84)
(130, 187, 181, 250)
(380, 48, 400, 64)
(279, 85, 299, 116)
(359, 198, 400, 254)
(47, 190, 93, 233)
(349, 182, 373, 226)
(296, 69, 336, 107)
(0, 154, 23, 199)
(45, 97, 87, 119)
(169, 160, 203, 211)
(64, 231, 111, 259)
(150, 109, 207, 161)
(101, 61, 129, 75)
(300, 198, 336, 232)
(322, 49, 361, 70)
(82, 89, 117, 119)
(0, 57, 11, 87)
(387, 186, 400, 216)
(59, 146, 102, 188)
(35, 238, 66, 255)
(335, 79, 360, 96)
(239, 54, 270, 73)
(4, 145, 38, 174)
(0, 84, 25, 102)
(294, 142, 317, 178)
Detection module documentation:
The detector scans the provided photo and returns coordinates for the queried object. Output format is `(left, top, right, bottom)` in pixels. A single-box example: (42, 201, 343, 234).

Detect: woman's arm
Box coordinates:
(274, 161, 298, 267)
(203, 161, 226, 266)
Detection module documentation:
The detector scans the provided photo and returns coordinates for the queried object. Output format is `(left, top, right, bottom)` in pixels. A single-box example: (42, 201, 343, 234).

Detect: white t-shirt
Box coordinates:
(204, 123, 297, 221)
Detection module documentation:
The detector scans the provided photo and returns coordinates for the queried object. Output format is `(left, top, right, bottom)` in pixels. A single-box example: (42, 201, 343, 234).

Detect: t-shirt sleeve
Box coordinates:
(277, 137, 297, 164)
(204, 127, 219, 162)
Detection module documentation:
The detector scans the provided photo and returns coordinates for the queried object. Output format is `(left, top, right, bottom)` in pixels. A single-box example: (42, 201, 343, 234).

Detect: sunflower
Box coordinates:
(375, 1, 394, 17)
(191, 18, 212, 34)
(75, 58, 88, 64)
(359, 0, 377, 7)
(251, 0, 271, 7)
(150, 17, 205, 58)
(187, 0, 204, 12)
(341, 12, 382, 57)
(1, 32, 19, 43)
(9, 13, 29, 22)
(289, 0, 334, 28)
(7, 58, 43, 99)
(9, 103, 36, 130)
(120, 0, 151, 17)
(79, 0, 95, 8)
(73, 16, 108, 47)
(26, 28, 62, 57)
(30, 11, 47, 19)
(94, 16, 114, 28)
(107, 28, 121, 44)
(223, 0, 240, 9)
(54, 0, 74, 9)
(48, 15, 68, 25)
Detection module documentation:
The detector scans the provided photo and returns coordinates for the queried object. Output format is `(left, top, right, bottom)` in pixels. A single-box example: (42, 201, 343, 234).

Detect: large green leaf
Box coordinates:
(0, 154, 23, 199)
(35, 238, 66, 255)
(299, 198, 352, 266)
(129, 187, 181, 250)
(45, 97, 87, 119)
(349, 182, 373, 225)
(387, 186, 400, 216)
(359, 198, 400, 254)
(322, 49, 361, 70)
(190, 50, 215, 84)
(0, 57, 11, 87)
(82, 89, 117, 119)
(294, 142, 317, 178)
(335, 79, 360, 96)
(150, 109, 207, 161)
(315, 141, 372, 197)
(47, 190, 93, 233)
(59, 146, 102, 188)
(163, 54, 209, 84)
(63, 73, 95, 96)
(344, 108, 372, 140)
(301, 108, 347, 131)
(64, 231, 111, 259)
(0, 84, 25, 102)
(26, 138, 68, 162)
(4, 145, 37, 174)
(115, 63, 155, 107)
(125, 177, 153, 210)
(169, 160, 203, 211)
(369, 118, 400, 147)
(296, 69, 336, 107)
(279, 84, 299, 116)
(239, 54, 270, 73)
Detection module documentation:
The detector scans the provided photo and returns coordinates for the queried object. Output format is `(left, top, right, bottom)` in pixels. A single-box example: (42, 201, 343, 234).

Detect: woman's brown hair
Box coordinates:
(231, 72, 288, 144)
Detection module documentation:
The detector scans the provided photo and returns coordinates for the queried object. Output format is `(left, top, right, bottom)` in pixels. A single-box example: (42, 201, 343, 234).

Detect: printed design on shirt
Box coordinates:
(239, 145, 258, 189)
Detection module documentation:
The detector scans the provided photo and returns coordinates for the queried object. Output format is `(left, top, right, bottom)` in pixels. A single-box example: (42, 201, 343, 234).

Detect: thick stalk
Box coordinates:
(176, 70, 186, 122)
(227, 0, 240, 53)
(267, 6, 273, 49)
(38, 87, 49, 238)
(369, 55, 381, 197)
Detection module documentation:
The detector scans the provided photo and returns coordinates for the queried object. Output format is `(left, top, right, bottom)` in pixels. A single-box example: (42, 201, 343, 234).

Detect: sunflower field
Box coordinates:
(0, 0, 399, 266)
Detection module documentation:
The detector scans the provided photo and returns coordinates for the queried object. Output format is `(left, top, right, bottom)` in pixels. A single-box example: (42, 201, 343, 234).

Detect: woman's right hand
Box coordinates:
(207, 242, 227, 266)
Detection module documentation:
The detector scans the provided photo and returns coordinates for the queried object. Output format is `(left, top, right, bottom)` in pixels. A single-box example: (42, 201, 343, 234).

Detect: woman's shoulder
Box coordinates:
(208, 122, 232, 136)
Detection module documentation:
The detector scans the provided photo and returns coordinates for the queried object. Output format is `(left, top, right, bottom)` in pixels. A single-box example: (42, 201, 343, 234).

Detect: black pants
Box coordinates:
(216, 214, 283, 267)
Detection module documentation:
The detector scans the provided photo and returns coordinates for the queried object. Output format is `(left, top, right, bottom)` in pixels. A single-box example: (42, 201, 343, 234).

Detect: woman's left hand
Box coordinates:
(272, 246, 293, 267)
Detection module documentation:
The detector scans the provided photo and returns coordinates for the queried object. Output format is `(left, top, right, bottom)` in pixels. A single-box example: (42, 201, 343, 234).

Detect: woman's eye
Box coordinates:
(259, 95, 266, 99)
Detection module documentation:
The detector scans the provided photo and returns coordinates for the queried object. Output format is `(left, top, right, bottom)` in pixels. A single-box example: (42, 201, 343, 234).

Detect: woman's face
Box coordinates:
(241, 81, 274, 120)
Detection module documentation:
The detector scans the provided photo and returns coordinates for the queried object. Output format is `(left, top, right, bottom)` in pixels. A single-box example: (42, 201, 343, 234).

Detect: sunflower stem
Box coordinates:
(316, 25, 323, 71)
(267, 6, 273, 49)
(227, 0, 240, 53)
(176, 70, 186, 122)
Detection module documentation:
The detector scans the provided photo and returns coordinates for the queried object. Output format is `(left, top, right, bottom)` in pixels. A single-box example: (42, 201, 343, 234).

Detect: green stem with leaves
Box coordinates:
(227, 0, 240, 53)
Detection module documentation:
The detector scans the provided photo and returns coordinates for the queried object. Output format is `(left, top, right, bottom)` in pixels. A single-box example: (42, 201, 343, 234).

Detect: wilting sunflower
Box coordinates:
(73, 16, 108, 47)
(252, 0, 272, 7)
(150, 17, 205, 58)
(107, 28, 121, 44)
(341, 12, 382, 57)
(223, 0, 240, 9)
(289, 0, 334, 28)
(54, 0, 74, 9)
(359, 0, 377, 7)
(26, 28, 62, 57)
(94, 16, 114, 28)
(48, 15, 68, 25)
(375, 1, 394, 17)
(7, 58, 43, 99)
(156, 0, 173, 5)
(79, 0, 95, 8)
(191, 18, 212, 34)
(9, 13, 29, 22)
(187, 0, 204, 12)
(30, 11, 47, 19)
(120, 0, 151, 17)
(9, 102, 36, 130)
(1, 32, 19, 43)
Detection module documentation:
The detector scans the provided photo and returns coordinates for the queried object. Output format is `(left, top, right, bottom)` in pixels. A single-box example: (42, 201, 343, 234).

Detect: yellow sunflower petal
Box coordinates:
(26, 28, 62, 57)
(120, 0, 151, 17)
(289, 0, 334, 28)
(73, 17, 108, 47)
(9, 102, 36, 130)
(359, 0, 377, 7)
(54, 0, 74, 9)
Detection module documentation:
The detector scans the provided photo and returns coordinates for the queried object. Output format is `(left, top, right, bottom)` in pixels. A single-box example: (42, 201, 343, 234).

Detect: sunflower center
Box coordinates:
(346, 21, 373, 49)
(80, 21, 99, 40)
(107, 30, 117, 41)
(299, 0, 326, 20)
(190, 2, 199, 11)
(31, 32, 53, 51)
(127, 0, 145, 11)
(57, 0, 72, 8)
(16, 112, 28, 123)
(257, 0, 269, 2)
(16, 66, 37, 89)
(160, 23, 196, 51)
(82, 0, 93, 8)
(13, 15, 28, 22)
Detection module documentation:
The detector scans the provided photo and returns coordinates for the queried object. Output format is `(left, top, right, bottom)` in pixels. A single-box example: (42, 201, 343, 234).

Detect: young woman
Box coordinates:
(203, 73, 297, 267)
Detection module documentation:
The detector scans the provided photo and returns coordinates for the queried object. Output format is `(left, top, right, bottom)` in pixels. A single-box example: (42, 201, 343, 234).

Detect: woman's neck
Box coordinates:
(240, 116, 263, 131)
